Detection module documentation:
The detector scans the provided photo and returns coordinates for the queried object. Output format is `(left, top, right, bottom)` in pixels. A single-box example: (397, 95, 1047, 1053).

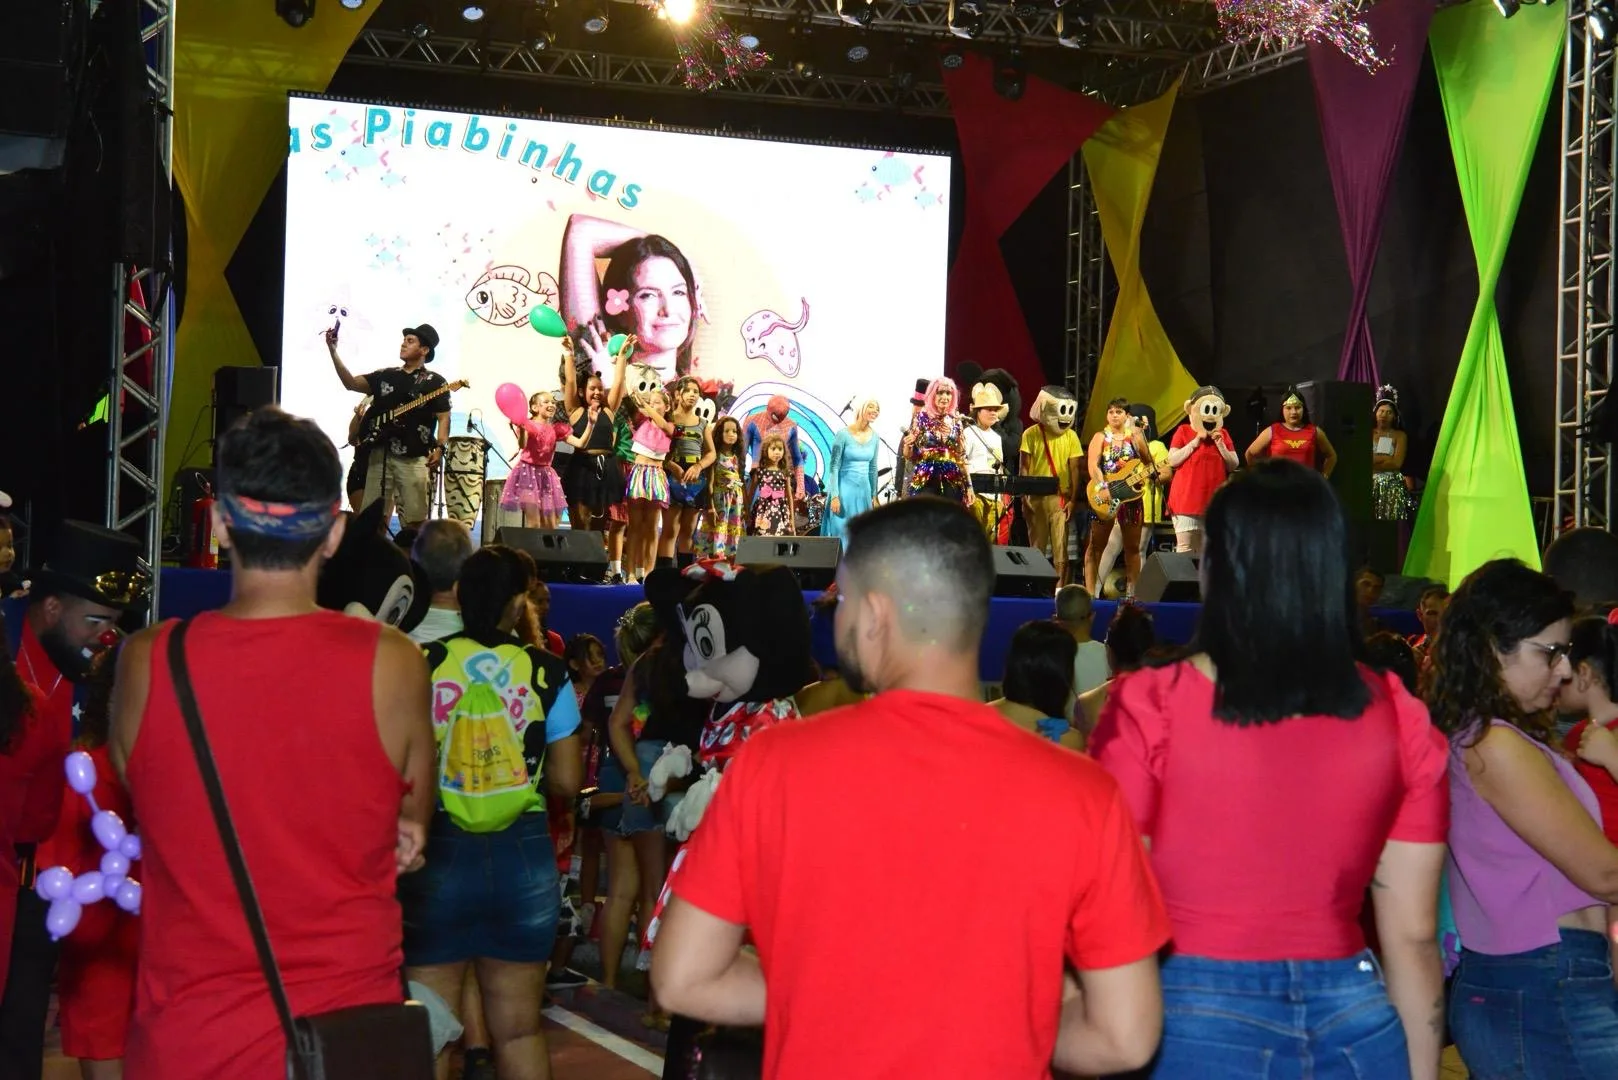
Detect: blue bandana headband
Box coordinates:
(218, 491, 341, 540)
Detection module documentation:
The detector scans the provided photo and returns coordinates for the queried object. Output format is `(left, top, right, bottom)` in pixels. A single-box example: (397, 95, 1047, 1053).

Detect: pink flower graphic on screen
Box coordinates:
(740, 299, 810, 378)
(605, 288, 630, 316)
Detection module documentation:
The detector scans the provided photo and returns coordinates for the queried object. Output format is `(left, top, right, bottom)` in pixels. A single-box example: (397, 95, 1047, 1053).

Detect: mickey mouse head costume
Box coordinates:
(1164, 385, 1240, 554)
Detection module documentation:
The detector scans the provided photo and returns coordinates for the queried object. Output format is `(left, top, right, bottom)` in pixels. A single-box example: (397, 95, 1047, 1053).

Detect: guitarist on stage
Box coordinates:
(327, 323, 451, 530)
(1083, 397, 1160, 596)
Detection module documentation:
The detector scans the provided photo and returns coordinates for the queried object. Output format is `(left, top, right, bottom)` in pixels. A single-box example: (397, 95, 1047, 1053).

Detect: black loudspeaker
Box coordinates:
(736, 536, 842, 590)
(212, 366, 280, 447)
(495, 527, 609, 583)
(1136, 552, 1201, 603)
(1296, 380, 1373, 523)
(0, 1, 80, 140)
(991, 545, 1058, 598)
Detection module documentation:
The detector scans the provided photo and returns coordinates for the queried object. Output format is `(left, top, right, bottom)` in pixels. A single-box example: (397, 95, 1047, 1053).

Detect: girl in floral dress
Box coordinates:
(695, 416, 746, 558)
(748, 434, 794, 536)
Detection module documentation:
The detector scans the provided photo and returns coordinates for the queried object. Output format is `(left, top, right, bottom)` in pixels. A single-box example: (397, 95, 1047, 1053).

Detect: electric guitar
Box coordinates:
(1087, 458, 1165, 522)
(353, 379, 469, 449)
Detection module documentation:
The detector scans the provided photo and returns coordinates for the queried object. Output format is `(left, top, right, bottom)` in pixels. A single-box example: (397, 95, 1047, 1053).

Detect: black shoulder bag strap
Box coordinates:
(167, 619, 302, 1050)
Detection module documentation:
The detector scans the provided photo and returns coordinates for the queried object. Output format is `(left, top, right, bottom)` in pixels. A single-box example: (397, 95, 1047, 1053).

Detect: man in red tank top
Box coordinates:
(110, 408, 436, 1080)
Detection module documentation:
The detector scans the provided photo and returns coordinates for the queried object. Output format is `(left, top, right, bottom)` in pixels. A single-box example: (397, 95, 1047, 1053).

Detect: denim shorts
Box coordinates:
(399, 812, 560, 966)
(1450, 928, 1618, 1079)
(1143, 950, 1408, 1079)
(595, 739, 670, 836)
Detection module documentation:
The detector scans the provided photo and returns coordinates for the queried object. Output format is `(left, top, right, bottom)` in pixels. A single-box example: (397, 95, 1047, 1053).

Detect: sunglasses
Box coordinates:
(1521, 639, 1573, 665)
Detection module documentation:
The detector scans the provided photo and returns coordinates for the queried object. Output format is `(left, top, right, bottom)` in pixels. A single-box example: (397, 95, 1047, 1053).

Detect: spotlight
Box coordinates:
(339, 0, 365, 9)
(276, 0, 315, 27)
(524, 10, 556, 49)
(583, 0, 609, 32)
(1010, 0, 1040, 16)
(663, 0, 697, 23)
(793, 57, 819, 78)
(839, 0, 876, 26)
(993, 48, 1025, 100)
(1592, 0, 1613, 38)
(890, 46, 917, 88)
(738, 30, 761, 48)
(1057, 10, 1090, 47)
(847, 42, 871, 62)
(949, 1, 985, 39)
(940, 46, 966, 68)
(461, 4, 486, 20)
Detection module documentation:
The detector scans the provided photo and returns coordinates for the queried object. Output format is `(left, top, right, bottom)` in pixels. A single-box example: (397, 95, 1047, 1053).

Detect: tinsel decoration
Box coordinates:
(662, 0, 771, 91)
(1215, 0, 1387, 72)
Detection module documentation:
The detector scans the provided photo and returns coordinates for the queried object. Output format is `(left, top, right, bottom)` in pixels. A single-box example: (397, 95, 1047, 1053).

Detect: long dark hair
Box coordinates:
(458, 545, 535, 640)
(602, 235, 697, 377)
(0, 611, 35, 752)
(1106, 603, 1157, 673)
(1195, 459, 1369, 725)
(1423, 559, 1574, 746)
(1001, 620, 1077, 719)
(1570, 615, 1618, 695)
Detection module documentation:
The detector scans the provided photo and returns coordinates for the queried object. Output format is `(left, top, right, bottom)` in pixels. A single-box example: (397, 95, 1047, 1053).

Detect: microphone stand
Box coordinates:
(468, 417, 512, 541)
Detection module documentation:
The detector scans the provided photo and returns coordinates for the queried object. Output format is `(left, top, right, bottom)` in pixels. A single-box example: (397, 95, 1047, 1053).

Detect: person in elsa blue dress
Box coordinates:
(822, 398, 881, 538)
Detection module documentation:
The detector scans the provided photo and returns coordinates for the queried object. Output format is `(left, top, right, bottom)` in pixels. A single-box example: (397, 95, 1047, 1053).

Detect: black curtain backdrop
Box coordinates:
(1142, 57, 1560, 497)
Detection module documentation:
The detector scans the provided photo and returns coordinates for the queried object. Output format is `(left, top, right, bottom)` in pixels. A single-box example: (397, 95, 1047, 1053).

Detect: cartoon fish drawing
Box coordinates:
(915, 189, 941, 209)
(740, 299, 810, 378)
(465, 265, 561, 327)
(870, 152, 924, 193)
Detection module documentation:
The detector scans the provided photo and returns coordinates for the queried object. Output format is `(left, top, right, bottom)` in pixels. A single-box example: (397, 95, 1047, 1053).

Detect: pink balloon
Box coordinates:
(91, 810, 127, 852)
(35, 866, 73, 903)
(64, 751, 97, 797)
(45, 898, 81, 940)
(113, 878, 141, 915)
(70, 872, 104, 905)
(494, 383, 531, 427)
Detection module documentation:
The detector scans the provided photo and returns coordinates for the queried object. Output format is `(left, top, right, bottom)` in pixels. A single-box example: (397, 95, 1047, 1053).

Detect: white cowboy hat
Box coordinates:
(970, 382, 1008, 421)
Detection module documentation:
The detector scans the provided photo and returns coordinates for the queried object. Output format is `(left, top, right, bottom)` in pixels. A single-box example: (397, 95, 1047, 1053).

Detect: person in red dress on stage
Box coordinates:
(1, 521, 145, 1080)
(1165, 385, 1240, 555)
(1244, 386, 1339, 476)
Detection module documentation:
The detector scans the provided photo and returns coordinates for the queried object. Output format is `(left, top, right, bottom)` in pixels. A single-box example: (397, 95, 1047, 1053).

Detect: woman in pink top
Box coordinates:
(1427, 559, 1618, 1078)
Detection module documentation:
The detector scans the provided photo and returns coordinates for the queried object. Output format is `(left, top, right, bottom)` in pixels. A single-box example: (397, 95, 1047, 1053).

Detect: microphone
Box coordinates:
(840, 396, 855, 416)
(466, 408, 482, 435)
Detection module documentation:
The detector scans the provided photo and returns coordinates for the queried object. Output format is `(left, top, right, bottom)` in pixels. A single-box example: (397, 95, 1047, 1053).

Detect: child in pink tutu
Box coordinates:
(504, 390, 598, 528)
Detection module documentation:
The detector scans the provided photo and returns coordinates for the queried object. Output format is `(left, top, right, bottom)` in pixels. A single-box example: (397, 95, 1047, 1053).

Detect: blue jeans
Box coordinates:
(1450, 928, 1618, 1079)
(595, 739, 671, 836)
(1143, 951, 1409, 1079)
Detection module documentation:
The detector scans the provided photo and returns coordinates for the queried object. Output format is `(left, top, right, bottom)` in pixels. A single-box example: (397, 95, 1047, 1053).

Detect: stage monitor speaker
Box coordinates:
(1296, 380, 1373, 523)
(212, 366, 280, 448)
(1135, 552, 1200, 604)
(992, 545, 1058, 598)
(735, 536, 842, 590)
(495, 527, 609, 583)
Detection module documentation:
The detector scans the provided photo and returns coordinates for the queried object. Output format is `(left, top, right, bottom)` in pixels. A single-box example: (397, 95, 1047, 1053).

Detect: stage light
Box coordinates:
(662, 0, 698, 22)
(1057, 10, 1089, 47)
(890, 49, 917, 89)
(461, 4, 486, 20)
(583, 0, 610, 32)
(408, 21, 433, 38)
(276, 0, 315, 27)
(950, 1, 985, 40)
(793, 56, 819, 78)
(847, 42, 871, 62)
(940, 46, 966, 68)
(339, 0, 365, 9)
(525, 9, 556, 49)
(1592, 0, 1613, 39)
(993, 48, 1025, 100)
(839, 0, 876, 26)
(738, 31, 762, 48)
(1010, 0, 1040, 17)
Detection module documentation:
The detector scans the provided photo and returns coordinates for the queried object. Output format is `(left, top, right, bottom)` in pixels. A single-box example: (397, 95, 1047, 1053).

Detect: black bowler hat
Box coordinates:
(32, 521, 150, 610)
(402, 324, 440, 361)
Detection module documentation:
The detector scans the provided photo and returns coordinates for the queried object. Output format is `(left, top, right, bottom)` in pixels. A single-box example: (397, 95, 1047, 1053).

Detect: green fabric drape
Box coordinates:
(1405, 3, 1564, 585)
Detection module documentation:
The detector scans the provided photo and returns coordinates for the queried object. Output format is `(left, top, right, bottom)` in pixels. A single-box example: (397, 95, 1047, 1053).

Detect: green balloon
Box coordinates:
(528, 304, 567, 338)
(607, 333, 629, 357)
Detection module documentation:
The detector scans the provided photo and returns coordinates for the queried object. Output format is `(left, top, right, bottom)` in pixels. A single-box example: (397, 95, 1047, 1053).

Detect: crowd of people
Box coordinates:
(1, 397, 1617, 1080)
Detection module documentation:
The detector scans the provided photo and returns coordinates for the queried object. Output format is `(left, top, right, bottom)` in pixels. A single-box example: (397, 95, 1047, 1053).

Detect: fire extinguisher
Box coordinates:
(188, 481, 218, 570)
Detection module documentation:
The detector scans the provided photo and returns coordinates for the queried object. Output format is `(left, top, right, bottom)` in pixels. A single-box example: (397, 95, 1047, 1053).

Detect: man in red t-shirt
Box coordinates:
(651, 497, 1170, 1079)
(1165, 385, 1239, 554)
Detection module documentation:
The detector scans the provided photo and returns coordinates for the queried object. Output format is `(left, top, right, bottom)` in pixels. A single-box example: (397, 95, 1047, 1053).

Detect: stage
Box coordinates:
(149, 569, 1420, 684)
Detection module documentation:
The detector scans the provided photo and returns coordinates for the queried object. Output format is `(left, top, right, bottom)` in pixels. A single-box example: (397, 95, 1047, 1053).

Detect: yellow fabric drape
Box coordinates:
(1080, 79, 1198, 439)
(170, 7, 369, 482)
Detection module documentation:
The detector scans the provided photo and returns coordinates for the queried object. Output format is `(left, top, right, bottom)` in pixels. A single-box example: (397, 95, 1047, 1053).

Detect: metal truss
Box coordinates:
(682, 0, 1216, 56)
(1065, 154, 1109, 408)
(1101, 33, 1303, 103)
(349, 29, 953, 115)
(106, 0, 174, 620)
(1555, 0, 1617, 534)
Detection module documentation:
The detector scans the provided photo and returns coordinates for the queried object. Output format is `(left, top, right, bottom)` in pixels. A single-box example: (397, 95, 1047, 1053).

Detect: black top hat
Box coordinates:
(911, 377, 930, 407)
(32, 521, 150, 610)
(402, 324, 440, 361)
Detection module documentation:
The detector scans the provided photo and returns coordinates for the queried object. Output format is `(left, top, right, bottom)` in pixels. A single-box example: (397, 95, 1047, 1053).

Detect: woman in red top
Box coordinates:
(1243, 385, 1338, 476)
(1561, 616, 1618, 844)
(0, 610, 63, 1007)
(1090, 459, 1449, 1080)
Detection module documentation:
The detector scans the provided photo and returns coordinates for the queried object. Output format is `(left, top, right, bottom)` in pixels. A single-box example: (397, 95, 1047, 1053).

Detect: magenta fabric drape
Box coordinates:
(1308, 0, 1437, 384)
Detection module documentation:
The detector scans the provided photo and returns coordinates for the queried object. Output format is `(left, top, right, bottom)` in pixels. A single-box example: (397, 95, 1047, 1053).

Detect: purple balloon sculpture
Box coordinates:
(39, 751, 142, 941)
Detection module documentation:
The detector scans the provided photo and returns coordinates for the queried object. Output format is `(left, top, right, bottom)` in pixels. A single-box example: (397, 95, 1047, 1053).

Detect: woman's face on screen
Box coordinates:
(629, 256, 692, 353)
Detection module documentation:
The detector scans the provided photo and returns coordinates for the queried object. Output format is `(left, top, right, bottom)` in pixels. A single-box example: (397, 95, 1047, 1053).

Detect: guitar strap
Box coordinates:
(1040, 427, 1066, 511)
